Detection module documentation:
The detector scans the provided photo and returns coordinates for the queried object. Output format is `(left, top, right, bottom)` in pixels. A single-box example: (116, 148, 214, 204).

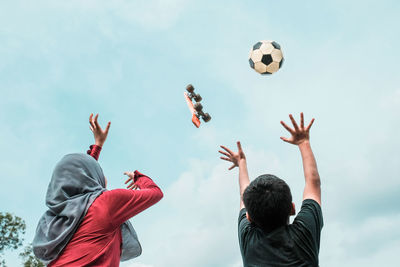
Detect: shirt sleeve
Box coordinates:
(238, 208, 251, 254)
(87, 145, 102, 161)
(102, 171, 163, 228)
(293, 199, 323, 249)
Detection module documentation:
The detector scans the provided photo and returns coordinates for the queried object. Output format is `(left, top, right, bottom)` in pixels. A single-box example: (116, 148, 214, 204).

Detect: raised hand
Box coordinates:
(219, 141, 246, 170)
(280, 112, 315, 145)
(124, 171, 139, 190)
(89, 113, 111, 147)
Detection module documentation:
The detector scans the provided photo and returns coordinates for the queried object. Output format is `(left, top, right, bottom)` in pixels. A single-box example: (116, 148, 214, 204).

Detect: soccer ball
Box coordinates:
(249, 40, 284, 75)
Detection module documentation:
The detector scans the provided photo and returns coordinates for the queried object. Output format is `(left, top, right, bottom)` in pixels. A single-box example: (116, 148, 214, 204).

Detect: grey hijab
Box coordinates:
(32, 153, 142, 264)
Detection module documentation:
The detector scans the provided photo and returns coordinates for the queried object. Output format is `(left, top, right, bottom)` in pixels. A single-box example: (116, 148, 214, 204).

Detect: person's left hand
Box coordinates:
(280, 112, 314, 145)
(124, 171, 140, 190)
(89, 113, 111, 147)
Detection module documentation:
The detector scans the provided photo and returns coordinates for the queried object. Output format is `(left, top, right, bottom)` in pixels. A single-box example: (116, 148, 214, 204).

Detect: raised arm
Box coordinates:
(280, 113, 321, 205)
(219, 142, 250, 209)
(87, 114, 111, 160)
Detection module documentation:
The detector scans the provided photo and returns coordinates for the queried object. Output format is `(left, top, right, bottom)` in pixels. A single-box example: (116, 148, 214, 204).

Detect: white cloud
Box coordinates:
(148, 160, 240, 267)
(321, 213, 400, 267)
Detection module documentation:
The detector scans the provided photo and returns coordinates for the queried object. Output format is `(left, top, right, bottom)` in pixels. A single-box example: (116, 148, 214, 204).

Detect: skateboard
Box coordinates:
(184, 84, 211, 128)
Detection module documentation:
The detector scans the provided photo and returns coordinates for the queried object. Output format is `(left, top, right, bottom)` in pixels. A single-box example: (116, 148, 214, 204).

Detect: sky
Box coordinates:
(0, 0, 399, 266)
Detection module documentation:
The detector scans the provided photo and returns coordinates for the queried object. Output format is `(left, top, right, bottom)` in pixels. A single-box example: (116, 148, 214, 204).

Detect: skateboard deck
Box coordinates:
(184, 92, 201, 128)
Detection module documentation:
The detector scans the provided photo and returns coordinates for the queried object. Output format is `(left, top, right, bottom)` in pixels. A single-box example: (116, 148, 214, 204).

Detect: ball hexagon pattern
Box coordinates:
(249, 40, 284, 75)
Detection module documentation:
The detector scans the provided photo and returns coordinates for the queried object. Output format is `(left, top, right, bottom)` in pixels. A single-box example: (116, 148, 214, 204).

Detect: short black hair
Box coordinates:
(243, 174, 292, 232)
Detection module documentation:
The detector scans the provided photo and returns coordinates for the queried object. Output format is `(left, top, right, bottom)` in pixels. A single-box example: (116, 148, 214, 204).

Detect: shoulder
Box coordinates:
(289, 199, 323, 264)
(292, 199, 323, 235)
(238, 208, 249, 230)
(298, 199, 322, 220)
(238, 208, 257, 247)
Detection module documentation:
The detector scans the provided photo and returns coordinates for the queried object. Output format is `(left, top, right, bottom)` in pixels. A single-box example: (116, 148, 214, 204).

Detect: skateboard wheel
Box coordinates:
(194, 94, 202, 102)
(203, 113, 211, 122)
(186, 84, 194, 93)
(194, 102, 203, 112)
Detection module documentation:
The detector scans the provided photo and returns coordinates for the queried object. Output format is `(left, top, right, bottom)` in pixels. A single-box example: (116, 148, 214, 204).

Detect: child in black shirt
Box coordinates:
(219, 113, 323, 267)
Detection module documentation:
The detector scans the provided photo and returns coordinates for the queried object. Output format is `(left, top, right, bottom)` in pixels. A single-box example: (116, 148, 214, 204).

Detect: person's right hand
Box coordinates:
(280, 112, 315, 145)
(219, 141, 246, 170)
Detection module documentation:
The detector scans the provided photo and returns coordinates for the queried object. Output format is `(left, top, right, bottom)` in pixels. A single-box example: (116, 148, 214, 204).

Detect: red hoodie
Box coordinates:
(49, 146, 163, 266)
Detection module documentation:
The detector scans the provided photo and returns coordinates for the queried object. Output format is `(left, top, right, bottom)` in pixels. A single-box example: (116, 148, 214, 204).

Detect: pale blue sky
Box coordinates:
(1, 0, 399, 266)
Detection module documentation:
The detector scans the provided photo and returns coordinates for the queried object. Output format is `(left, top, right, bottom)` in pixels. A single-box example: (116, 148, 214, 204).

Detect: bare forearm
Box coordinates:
(238, 159, 250, 209)
(298, 141, 321, 204)
(299, 141, 319, 182)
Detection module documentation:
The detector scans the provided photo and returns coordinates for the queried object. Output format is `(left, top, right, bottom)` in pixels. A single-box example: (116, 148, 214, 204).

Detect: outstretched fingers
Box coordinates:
(89, 113, 96, 131)
(94, 114, 101, 130)
(220, 144, 240, 170)
(127, 182, 138, 190)
(220, 145, 234, 156)
(124, 171, 139, 190)
(219, 149, 233, 163)
(300, 112, 304, 129)
(280, 120, 294, 134)
(237, 141, 243, 152)
(218, 150, 230, 158)
(124, 171, 135, 184)
(289, 114, 299, 131)
(105, 121, 111, 134)
(220, 156, 231, 162)
(306, 118, 315, 132)
(124, 177, 133, 184)
(280, 136, 292, 143)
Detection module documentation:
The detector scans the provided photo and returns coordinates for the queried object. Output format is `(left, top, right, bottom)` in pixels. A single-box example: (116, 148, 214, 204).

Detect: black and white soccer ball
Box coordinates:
(249, 40, 284, 75)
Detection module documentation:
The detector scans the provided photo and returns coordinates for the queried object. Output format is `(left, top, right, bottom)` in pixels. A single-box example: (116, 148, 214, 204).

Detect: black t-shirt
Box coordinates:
(238, 199, 323, 267)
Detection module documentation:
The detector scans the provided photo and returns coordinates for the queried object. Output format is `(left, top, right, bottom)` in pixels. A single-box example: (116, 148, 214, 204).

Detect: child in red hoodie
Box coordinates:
(33, 114, 163, 266)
